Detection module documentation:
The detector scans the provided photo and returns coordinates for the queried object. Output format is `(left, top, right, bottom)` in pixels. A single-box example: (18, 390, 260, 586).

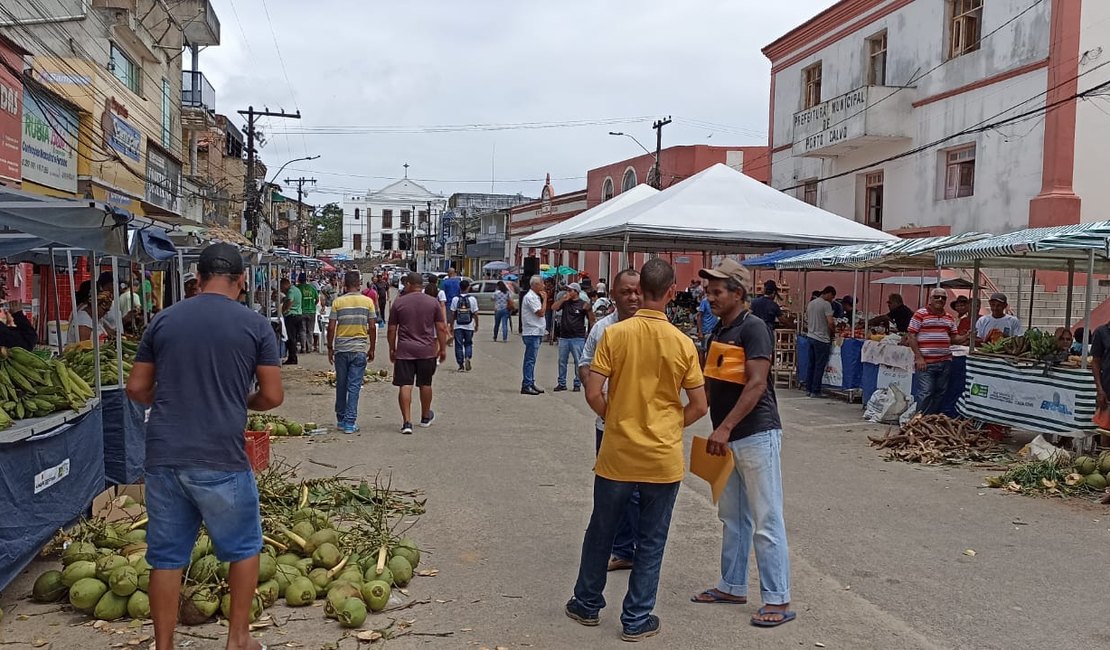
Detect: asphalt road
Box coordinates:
(4, 329, 1109, 649)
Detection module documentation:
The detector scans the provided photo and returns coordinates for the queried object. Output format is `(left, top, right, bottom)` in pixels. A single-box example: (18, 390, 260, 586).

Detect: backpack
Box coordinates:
(454, 294, 473, 326)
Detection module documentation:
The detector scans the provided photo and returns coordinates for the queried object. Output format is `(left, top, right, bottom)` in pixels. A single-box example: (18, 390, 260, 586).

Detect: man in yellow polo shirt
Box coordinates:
(327, 271, 377, 434)
(565, 258, 708, 642)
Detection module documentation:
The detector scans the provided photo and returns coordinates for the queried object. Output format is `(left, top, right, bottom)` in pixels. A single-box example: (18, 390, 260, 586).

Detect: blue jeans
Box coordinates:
(572, 476, 680, 629)
(334, 351, 367, 427)
(596, 428, 639, 562)
(717, 429, 791, 605)
(494, 309, 511, 340)
(805, 337, 831, 395)
(917, 359, 952, 415)
(521, 335, 542, 388)
(557, 337, 585, 388)
(454, 329, 474, 367)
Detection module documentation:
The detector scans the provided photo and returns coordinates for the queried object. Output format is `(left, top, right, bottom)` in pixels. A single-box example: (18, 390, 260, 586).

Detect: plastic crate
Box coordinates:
(245, 430, 270, 472)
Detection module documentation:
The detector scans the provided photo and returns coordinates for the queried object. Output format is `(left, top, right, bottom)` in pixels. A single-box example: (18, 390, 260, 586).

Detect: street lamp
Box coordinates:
(256, 155, 319, 248)
(609, 131, 659, 188)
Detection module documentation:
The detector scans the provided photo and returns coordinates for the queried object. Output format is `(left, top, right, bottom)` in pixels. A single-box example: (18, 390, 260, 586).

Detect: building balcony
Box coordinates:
(182, 70, 215, 112)
(791, 85, 915, 158)
(171, 0, 221, 46)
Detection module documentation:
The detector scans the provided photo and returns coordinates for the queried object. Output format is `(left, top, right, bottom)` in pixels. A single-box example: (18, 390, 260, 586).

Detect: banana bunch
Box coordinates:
(0, 347, 95, 429)
(62, 340, 138, 386)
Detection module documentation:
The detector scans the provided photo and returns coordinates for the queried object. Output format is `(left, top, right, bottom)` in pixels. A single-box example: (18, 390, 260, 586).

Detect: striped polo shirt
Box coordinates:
(908, 307, 957, 362)
(331, 292, 377, 354)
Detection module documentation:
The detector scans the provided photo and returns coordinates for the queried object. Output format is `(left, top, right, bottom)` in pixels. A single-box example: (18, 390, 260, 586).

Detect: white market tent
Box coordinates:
(518, 183, 658, 249)
(548, 164, 898, 253)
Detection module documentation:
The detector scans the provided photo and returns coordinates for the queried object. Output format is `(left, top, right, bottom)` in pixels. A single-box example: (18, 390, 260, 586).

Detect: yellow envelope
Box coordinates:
(690, 436, 734, 503)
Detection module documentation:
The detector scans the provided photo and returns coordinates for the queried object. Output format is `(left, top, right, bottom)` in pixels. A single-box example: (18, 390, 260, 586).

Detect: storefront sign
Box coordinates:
(0, 54, 21, 181)
(21, 88, 78, 192)
(144, 144, 180, 213)
(793, 87, 868, 155)
(959, 356, 1097, 434)
(101, 97, 141, 162)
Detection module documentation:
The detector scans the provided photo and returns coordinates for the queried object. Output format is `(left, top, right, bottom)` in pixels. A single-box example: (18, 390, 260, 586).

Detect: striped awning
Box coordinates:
(772, 242, 881, 270)
(773, 233, 989, 271)
(741, 248, 821, 268)
(935, 221, 1110, 270)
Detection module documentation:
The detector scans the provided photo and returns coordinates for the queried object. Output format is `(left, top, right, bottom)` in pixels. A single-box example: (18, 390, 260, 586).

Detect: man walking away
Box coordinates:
(328, 271, 377, 434)
(694, 259, 794, 628)
(450, 279, 480, 371)
(388, 272, 447, 434)
(554, 282, 594, 391)
(280, 278, 302, 365)
(297, 274, 319, 353)
(803, 286, 836, 397)
(566, 258, 708, 642)
(441, 266, 462, 323)
(578, 269, 642, 572)
(520, 276, 547, 395)
(907, 289, 964, 415)
(126, 243, 283, 650)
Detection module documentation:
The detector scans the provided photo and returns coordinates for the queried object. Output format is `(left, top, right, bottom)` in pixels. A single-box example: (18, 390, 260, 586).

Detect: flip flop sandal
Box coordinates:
(691, 588, 747, 604)
(750, 606, 796, 627)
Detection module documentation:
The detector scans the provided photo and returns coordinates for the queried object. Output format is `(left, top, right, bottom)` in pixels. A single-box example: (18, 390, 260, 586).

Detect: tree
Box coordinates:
(314, 202, 343, 250)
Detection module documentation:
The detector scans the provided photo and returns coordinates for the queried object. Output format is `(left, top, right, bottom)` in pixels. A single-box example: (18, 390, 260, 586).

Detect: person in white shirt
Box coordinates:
(521, 276, 547, 395)
(67, 281, 108, 345)
(975, 292, 1024, 343)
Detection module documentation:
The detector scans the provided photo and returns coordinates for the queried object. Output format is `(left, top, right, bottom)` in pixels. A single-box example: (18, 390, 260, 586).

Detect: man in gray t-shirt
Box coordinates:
(803, 287, 836, 398)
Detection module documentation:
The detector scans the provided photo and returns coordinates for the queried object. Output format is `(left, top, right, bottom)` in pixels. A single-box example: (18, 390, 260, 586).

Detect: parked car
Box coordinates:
(465, 280, 518, 314)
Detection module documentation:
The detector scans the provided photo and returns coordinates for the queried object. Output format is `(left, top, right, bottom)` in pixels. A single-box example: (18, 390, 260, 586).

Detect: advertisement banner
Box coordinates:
(823, 343, 844, 388)
(21, 88, 78, 193)
(144, 144, 180, 213)
(0, 50, 21, 182)
(101, 97, 141, 162)
(959, 356, 1097, 434)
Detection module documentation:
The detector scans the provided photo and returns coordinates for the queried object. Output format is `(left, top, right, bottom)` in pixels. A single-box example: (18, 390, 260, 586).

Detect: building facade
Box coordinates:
(340, 178, 446, 260)
(763, 0, 1109, 236)
(442, 192, 532, 275)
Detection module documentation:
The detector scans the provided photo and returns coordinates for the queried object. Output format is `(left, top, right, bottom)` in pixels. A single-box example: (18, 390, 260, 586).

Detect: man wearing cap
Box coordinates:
(280, 278, 302, 365)
(868, 293, 914, 334)
(951, 296, 972, 337)
(975, 293, 1023, 343)
(750, 280, 783, 331)
(694, 258, 795, 628)
(127, 243, 283, 650)
(907, 289, 966, 415)
(183, 273, 199, 299)
(803, 286, 837, 398)
(553, 281, 593, 391)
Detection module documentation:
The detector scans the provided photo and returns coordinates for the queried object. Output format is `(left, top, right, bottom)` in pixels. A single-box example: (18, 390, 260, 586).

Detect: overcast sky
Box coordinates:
(201, 0, 837, 205)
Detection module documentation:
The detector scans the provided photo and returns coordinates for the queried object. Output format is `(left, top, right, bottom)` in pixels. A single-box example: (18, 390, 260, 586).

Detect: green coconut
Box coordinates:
(390, 546, 419, 570)
(386, 555, 413, 587)
(304, 421, 318, 431)
(271, 423, 288, 436)
(291, 507, 331, 530)
(95, 554, 128, 582)
(286, 422, 304, 436)
(190, 535, 212, 564)
(32, 570, 68, 603)
(337, 597, 367, 628)
(179, 585, 220, 625)
(364, 565, 393, 586)
(62, 541, 98, 566)
(1099, 452, 1110, 475)
(188, 555, 221, 583)
(273, 564, 301, 593)
(248, 417, 264, 431)
(337, 568, 363, 586)
(129, 556, 152, 573)
(276, 552, 301, 567)
(219, 593, 263, 622)
(217, 561, 231, 581)
(62, 560, 97, 587)
(93, 591, 130, 621)
(295, 558, 314, 576)
(291, 520, 316, 542)
(284, 576, 316, 606)
(1074, 455, 1097, 476)
(257, 579, 281, 608)
(325, 583, 363, 619)
(108, 565, 139, 597)
(137, 570, 150, 592)
(127, 590, 151, 619)
(124, 529, 147, 544)
(1085, 472, 1108, 490)
(308, 568, 330, 597)
(312, 542, 342, 569)
(303, 529, 340, 556)
(361, 579, 391, 612)
(95, 526, 129, 550)
(258, 552, 277, 583)
(68, 577, 108, 613)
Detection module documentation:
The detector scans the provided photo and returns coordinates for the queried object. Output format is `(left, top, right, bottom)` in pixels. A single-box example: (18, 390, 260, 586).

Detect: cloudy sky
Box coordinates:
(201, 0, 837, 204)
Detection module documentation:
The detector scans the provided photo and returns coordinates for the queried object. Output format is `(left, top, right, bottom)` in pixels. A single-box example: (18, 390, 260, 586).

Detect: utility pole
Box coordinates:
(238, 105, 302, 244)
(283, 177, 317, 253)
(651, 116, 672, 189)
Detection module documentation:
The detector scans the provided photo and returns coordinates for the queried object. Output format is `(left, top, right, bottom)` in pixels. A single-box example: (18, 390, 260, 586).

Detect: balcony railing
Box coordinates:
(182, 70, 215, 112)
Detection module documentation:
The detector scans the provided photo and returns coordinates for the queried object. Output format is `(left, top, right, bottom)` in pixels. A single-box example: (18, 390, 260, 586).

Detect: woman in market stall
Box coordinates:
(0, 283, 37, 351)
(66, 281, 110, 345)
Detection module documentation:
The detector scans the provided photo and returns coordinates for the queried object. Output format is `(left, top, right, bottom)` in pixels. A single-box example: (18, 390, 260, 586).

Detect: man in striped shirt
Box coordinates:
(327, 271, 377, 434)
(906, 289, 968, 415)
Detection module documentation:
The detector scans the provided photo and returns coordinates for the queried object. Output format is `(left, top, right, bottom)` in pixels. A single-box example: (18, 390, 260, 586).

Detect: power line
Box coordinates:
(266, 116, 653, 135)
(284, 167, 585, 184)
(258, 0, 308, 159)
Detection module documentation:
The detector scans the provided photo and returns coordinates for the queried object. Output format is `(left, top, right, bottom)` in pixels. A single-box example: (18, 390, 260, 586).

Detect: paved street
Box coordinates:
(4, 330, 1110, 649)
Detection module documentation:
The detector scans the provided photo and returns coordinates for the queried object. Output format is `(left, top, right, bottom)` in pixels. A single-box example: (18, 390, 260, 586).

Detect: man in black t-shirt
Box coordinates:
(749, 280, 783, 330)
(552, 282, 594, 391)
(693, 259, 795, 628)
(868, 293, 914, 333)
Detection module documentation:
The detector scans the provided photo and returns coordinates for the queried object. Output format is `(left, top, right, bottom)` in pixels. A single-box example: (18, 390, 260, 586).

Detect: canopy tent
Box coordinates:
(0, 187, 133, 258)
(741, 248, 821, 268)
(934, 221, 1110, 271)
(772, 233, 988, 271)
(547, 164, 897, 253)
(518, 184, 658, 249)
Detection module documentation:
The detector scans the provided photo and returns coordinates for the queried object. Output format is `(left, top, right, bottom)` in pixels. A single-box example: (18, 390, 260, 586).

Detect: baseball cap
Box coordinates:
(951, 295, 969, 308)
(568, 282, 581, 291)
(198, 243, 244, 276)
(698, 258, 746, 283)
(183, 272, 197, 284)
(989, 292, 1008, 304)
(763, 279, 779, 293)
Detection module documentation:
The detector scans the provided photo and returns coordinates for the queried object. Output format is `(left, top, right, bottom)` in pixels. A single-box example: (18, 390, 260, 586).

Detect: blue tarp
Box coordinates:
(861, 356, 964, 417)
(101, 389, 146, 486)
(796, 336, 863, 390)
(0, 405, 104, 591)
(742, 249, 820, 268)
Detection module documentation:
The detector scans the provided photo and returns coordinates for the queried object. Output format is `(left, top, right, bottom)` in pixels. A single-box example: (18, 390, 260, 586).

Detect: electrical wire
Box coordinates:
(266, 116, 654, 135)
(257, 0, 308, 159)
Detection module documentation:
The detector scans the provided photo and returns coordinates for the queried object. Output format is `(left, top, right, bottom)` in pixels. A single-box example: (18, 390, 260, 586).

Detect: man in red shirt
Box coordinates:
(950, 295, 972, 337)
(906, 289, 968, 415)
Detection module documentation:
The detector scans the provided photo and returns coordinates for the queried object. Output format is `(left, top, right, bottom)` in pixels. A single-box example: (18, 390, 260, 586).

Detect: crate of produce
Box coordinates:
(245, 430, 270, 472)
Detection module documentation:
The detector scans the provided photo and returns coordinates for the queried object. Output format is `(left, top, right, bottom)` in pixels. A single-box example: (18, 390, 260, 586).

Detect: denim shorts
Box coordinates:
(144, 467, 263, 569)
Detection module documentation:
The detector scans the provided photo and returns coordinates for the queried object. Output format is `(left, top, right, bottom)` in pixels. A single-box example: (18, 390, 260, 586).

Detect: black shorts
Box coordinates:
(393, 358, 437, 387)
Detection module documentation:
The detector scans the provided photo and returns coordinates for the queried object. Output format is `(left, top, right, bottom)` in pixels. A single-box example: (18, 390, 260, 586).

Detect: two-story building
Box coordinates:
(763, 0, 1110, 235)
(341, 178, 446, 261)
(442, 192, 532, 275)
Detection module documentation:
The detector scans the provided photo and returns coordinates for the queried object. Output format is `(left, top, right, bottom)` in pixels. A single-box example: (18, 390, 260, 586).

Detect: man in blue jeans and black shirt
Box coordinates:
(127, 243, 284, 650)
(695, 258, 795, 628)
